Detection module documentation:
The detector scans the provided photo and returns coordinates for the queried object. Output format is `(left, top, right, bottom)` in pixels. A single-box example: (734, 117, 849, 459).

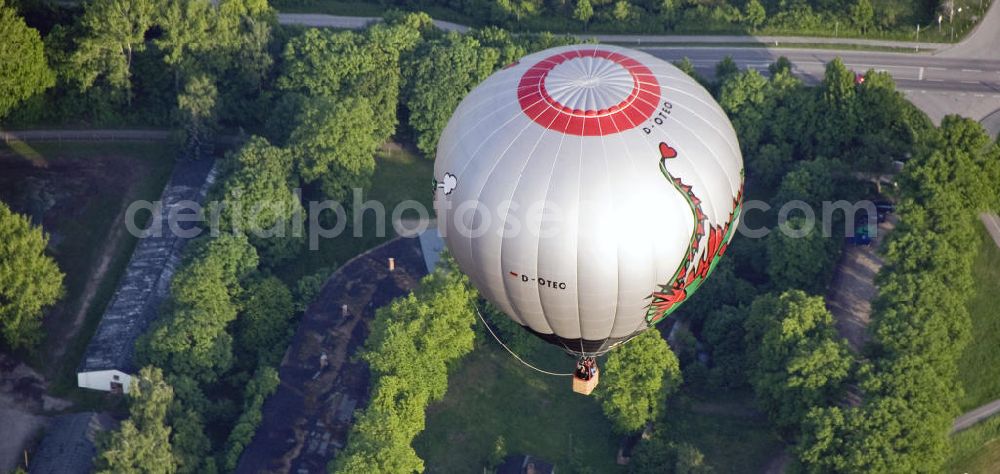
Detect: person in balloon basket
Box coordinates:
(576, 357, 596, 381)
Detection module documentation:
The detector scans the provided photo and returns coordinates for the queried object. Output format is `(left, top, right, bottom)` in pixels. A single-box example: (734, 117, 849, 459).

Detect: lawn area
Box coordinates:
(0, 141, 176, 400)
(947, 413, 1000, 473)
(414, 333, 783, 473)
(956, 222, 1000, 411)
(414, 342, 623, 473)
(275, 146, 434, 283)
(664, 388, 785, 473)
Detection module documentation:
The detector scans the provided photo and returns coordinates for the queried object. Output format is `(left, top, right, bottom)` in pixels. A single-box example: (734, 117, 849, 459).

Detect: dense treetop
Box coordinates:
(0, 0, 54, 119)
(0, 202, 64, 350)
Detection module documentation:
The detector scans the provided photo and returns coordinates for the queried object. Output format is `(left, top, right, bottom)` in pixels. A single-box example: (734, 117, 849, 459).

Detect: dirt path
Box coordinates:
(762, 448, 791, 474)
(954, 399, 1000, 433)
(51, 204, 132, 362)
(980, 213, 1000, 250)
(826, 216, 897, 352)
(690, 399, 765, 420)
(0, 129, 170, 142)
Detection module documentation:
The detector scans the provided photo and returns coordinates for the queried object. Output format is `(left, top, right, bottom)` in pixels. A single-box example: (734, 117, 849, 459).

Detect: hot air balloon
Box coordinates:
(433, 45, 744, 394)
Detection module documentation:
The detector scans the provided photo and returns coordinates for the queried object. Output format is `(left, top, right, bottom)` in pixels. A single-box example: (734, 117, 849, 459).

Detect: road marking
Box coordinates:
(929, 67, 946, 71)
(848, 63, 921, 71)
(975, 93, 985, 97)
(962, 80, 979, 84)
(919, 67, 924, 80)
(962, 68, 982, 72)
(927, 79, 944, 82)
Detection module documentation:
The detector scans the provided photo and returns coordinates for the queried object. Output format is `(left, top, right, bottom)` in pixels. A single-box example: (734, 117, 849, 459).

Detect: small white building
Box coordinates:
(77, 369, 132, 394)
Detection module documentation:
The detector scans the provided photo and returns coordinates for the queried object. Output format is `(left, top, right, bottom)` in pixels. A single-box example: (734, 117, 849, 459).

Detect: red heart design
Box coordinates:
(659, 142, 678, 159)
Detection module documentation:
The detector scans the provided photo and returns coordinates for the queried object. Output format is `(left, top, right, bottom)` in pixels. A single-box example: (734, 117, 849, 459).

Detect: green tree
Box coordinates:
(96, 367, 177, 474)
(815, 59, 860, 159)
(748, 143, 794, 192)
(765, 216, 840, 295)
(169, 405, 213, 474)
(142, 233, 258, 382)
(334, 376, 428, 473)
(613, 0, 633, 22)
(657, 0, 678, 20)
(479, 300, 541, 359)
(214, 0, 275, 88)
(217, 135, 299, 229)
(630, 433, 712, 474)
(360, 22, 423, 142)
(744, 0, 766, 31)
(848, 71, 919, 172)
(744, 291, 852, 432)
(154, 0, 274, 126)
(333, 259, 478, 472)
(154, 0, 214, 89)
(71, 0, 155, 104)
(278, 26, 418, 144)
(0, 1, 54, 119)
(222, 366, 280, 471)
(234, 277, 294, 368)
(469, 27, 526, 69)
(573, 0, 594, 28)
(798, 364, 955, 472)
(674, 442, 712, 473)
(674, 259, 755, 326)
(822, 58, 856, 110)
(288, 96, 381, 200)
(599, 330, 682, 433)
(362, 266, 478, 400)
(404, 32, 499, 157)
(177, 74, 217, 159)
(495, 0, 540, 22)
(672, 58, 710, 89)
(771, 158, 841, 209)
(769, 57, 793, 76)
(905, 115, 1000, 211)
(795, 71, 984, 474)
(850, 0, 874, 33)
(294, 268, 332, 312)
(277, 29, 371, 99)
(0, 202, 63, 349)
(215, 136, 303, 264)
(714, 56, 739, 84)
(718, 68, 769, 149)
(701, 305, 749, 389)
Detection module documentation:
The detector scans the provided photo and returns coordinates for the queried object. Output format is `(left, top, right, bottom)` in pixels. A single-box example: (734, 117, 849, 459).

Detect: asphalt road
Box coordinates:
(641, 47, 1000, 96)
(278, 8, 1000, 121)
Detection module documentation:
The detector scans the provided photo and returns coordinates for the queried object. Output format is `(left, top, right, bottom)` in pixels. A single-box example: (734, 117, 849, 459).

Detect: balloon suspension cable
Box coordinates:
(475, 307, 575, 377)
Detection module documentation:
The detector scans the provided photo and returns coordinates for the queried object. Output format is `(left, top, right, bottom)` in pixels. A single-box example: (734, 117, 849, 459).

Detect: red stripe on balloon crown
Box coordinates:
(517, 49, 661, 136)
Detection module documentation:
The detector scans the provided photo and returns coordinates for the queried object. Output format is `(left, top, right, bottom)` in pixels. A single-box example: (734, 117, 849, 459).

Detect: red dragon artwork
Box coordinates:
(646, 142, 744, 325)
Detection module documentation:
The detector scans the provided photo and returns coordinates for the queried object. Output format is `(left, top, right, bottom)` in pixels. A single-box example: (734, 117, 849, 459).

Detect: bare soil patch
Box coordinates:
(0, 144, 166, 374)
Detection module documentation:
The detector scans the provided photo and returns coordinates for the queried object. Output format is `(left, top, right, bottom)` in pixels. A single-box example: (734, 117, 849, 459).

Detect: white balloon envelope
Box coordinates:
(434, 44, 744, 356)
